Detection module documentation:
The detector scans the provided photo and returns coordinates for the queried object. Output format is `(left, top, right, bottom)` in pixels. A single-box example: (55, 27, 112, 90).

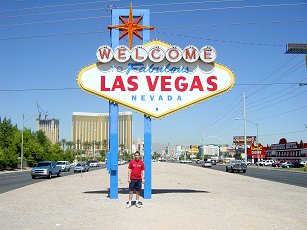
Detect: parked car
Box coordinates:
(272, 161, 282, 168)
(226, 160, 247, 173)
(300, 161, 307, 166)
(56, 161, 71, 172)
(202, 160, 212, 168)
(74, 163, 90, 173)
(31, 161, 62, 179)
(281, 162, 294, 168)
(241, 160, 251, 166)
(292, 162, 303, 168)
(255, 160, 265, 166)
(88, 160, 99, 167)
(118, 160, 126, 165)
(263, 160, 275, 166)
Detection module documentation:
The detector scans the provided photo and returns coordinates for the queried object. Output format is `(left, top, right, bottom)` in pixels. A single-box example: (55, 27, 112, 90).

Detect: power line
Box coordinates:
(0, 87, 79, 92)
(1, 2, 306, 28)
(0, 31, 107, 41)
(261, 129, 307, 137)
(0, 0, 120, 13)
(247, 61, 305, 97)
(151, 2, 307, 15)
(1, 0, 245, 19)
(245, 55, 299, 95)
(1, 20, 306, 41)
(153, 31, 283, 47)
(254, 105, 307, 121)
(248, 88, 307, 113)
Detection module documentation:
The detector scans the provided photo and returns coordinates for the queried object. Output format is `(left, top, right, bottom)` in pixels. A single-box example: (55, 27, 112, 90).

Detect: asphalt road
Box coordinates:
(191, 163, 307, 188)
(0, 165, 105, 194)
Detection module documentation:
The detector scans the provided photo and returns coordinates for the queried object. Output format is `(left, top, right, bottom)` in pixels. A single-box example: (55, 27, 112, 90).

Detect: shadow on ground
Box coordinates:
(84, 188, 210, 198)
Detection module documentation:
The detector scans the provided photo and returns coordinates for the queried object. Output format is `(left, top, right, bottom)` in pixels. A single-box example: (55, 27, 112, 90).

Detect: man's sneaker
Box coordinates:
(135, 202, 141, 208)
(126, 202, 132, 209)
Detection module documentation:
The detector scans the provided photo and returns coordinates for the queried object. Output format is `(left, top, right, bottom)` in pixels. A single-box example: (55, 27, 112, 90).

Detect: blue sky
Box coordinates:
(0, 0, 307, 147)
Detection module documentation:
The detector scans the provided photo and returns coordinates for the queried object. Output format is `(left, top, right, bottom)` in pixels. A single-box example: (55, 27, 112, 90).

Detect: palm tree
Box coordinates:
(60, 139, 66, 153)
(66, 141, 74, 150)
(83, 141, 92, 159)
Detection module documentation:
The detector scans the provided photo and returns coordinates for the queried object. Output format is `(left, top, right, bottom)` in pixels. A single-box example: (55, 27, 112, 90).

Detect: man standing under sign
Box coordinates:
(126, 151, 145, 208)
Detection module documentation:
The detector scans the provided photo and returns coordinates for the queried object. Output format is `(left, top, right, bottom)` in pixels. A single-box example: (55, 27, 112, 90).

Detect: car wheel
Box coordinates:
(57, 171, 61, 177)
(32, 175, 36, 179)
(225, 168, 228, 172)
(48, 172, 52, 179)
(243, 170, 246, 173)
(231, 168, 234, 173)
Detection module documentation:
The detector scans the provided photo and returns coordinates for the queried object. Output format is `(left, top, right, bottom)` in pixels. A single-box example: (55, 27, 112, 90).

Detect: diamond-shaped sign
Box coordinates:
(77, 40, 235, 118)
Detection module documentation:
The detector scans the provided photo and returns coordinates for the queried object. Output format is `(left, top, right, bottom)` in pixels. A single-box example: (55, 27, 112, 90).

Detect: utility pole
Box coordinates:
(201, 129, 205, 161)
(21, 114, 24, 171)
(94, 130, 96, 160)
(243, 93, 247, 161)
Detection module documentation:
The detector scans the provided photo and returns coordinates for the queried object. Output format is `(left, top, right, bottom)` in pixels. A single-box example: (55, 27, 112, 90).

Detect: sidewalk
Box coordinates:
(1, 162, 307, 230)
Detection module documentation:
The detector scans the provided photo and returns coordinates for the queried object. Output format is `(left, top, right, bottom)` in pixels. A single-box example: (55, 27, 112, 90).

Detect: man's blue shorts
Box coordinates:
(129, 179, 142, 192)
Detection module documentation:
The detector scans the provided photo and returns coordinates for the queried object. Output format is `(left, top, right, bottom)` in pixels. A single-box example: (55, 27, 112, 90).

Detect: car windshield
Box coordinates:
(90, 161, 98, 163)
(230, 160, 242, 164)
(36, 162, 52, 167)
(56, 162, 65, 165)
(76, 163, 84, 166)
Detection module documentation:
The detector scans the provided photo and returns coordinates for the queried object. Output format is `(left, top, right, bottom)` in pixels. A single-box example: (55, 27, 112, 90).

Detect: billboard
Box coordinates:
(233, 136, 257, 145)
(77, 40, 235, 118)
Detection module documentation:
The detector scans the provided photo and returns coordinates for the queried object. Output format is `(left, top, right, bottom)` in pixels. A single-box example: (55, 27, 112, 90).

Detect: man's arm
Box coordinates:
(128, 169, 132, 183)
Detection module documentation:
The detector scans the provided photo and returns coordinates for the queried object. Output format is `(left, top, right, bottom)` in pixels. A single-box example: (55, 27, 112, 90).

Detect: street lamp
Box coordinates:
(93, 130, 96, 160)
(21, 114, 38, 171)
(236, 118, 259, 161)
(208, 136, 224, 160)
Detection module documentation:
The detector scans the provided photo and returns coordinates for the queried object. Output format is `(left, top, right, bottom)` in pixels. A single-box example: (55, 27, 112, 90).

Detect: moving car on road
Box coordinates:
(56, 161, 71, 172)
(226, 160, 247, 173)
(74, 162, 89, 173)
(201, 160, 212, 168)
(31, 161, 62, 179)
(88, 160, 99, 167)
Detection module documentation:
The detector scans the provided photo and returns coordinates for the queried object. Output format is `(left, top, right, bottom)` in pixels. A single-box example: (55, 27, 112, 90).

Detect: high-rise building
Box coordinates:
(36, 118, 59, 144)
(72, 111, 132, 153)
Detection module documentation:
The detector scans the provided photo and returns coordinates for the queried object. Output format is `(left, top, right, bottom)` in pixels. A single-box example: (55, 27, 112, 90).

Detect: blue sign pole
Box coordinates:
(109, 102, 118, 199)
(141, 11, 152, 199)
(144, 115, 152, 199)
(109, 9, 120, 200)
(109, 7, 151, 199)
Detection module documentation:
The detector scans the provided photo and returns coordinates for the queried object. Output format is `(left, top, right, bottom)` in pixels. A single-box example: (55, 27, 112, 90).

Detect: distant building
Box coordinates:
(72, 112, 132, 153)
(200, 145, 220, 156)
(36, 118, 59, 144)
(132, 138, 144, 155)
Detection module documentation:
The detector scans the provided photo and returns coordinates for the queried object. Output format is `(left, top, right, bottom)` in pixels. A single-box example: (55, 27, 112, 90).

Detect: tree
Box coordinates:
(66, 141, 74, 150)
(60, 138, 67, 152)
(0, 118, 20, 169)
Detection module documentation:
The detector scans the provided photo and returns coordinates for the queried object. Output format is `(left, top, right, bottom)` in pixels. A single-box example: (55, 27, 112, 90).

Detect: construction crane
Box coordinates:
(36, 101, 48, 120)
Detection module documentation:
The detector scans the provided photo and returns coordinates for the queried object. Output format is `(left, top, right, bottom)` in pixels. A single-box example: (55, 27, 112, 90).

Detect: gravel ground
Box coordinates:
(0, 162, 306, 230)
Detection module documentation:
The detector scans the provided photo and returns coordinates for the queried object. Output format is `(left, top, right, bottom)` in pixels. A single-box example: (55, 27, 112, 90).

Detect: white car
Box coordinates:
(88, 160, 99, 167)
(263, 160, 275, 166)
(300, 161, 307, 166)
(56, 161, 71, 172)
(202, 161, 212, 167)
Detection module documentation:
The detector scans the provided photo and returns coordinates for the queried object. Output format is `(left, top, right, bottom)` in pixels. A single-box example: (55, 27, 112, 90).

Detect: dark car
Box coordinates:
(272, 161, 282, 168)
(226, 160, 247, 173)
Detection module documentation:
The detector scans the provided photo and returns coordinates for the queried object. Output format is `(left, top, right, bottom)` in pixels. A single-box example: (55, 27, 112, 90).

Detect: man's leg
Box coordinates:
(126, 182, 134, 208)
(129, 191, 133, 201)
(135, 180, 142, 208)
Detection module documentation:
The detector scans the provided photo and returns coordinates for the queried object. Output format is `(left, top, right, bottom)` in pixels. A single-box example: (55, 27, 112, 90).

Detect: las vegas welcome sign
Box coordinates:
(77, 40, 235, 118)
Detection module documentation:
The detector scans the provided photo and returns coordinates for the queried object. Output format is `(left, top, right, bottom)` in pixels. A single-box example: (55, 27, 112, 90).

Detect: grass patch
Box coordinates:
(278, 167, 306, 172)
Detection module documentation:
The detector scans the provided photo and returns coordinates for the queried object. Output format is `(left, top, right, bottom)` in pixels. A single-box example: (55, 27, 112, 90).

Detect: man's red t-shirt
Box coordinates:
(128, 159, 145, 180)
